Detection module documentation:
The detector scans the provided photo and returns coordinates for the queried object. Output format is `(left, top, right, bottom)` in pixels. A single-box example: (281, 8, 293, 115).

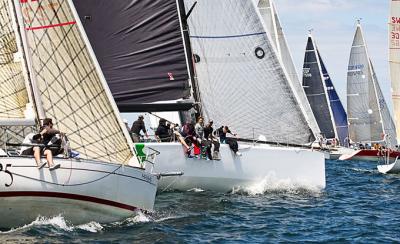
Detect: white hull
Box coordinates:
(329, 147, 355, 160)
(149, 142, 325, 192)
(377, 159, 400, 174)
(0, 156, 157, 229)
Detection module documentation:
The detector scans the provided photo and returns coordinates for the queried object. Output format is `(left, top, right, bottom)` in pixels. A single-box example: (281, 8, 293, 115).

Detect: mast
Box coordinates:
(8, 0, 38, 124)
(176, 0, 203, 117)
(11, 0, 45, 121)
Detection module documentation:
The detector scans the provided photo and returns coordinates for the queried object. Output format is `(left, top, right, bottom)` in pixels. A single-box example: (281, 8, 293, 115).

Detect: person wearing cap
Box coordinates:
(123, 119, 130, 133)
(33, 118, 62, 170)
(130, 115, 148, 143)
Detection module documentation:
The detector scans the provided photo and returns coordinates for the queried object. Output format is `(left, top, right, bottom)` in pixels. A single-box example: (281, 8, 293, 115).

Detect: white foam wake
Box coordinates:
(232, 173, 323, 196)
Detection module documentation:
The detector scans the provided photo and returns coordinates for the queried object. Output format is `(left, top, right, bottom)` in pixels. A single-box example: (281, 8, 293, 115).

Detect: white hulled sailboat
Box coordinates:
(0, 0, 158, 229)
(73, 0, 326, 192)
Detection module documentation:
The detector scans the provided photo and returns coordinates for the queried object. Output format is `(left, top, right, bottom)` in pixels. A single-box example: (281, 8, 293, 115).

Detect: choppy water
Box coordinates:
(2, 160, 400, 243)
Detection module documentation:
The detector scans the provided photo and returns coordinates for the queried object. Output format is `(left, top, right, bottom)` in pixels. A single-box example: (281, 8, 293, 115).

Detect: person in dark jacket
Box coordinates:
(33, 118, 61, 170)
(204, 120, 220, 160)
(131, 115, 149, 142)
(217, 125, 241, 156)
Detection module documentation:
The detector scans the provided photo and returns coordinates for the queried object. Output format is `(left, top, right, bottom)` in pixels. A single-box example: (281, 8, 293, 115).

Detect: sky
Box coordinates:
(274, 0, 392, 110)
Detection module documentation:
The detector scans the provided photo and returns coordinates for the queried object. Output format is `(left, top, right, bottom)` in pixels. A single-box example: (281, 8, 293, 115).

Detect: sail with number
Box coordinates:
(16, 0, 136, 164)
(71, 0, 192, 112)
(347, 23, 396, 146)
(389, 0, 400, 144)
(185, 0, 315, 144)
(302, 34, 348, 145)
(256, 0, 320, 138)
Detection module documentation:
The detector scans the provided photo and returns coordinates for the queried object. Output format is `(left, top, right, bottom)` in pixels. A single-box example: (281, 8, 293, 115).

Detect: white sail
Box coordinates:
(389, 0, 400, 144)
(185, 0, 315, 144)
(15, 0, 136, 164)
(0, 0, 29, 119)
(347, 24, 396, 145)
(256, 0, 321, 138)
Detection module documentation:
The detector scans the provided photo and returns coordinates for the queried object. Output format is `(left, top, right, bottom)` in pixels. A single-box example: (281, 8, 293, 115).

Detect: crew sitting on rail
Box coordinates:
(155, 119, 193, 155)
(204, 120, 220, 160)
(217, 125, 241, 156)
(195, 116, 213, 160)
(32, 118, 62, 170)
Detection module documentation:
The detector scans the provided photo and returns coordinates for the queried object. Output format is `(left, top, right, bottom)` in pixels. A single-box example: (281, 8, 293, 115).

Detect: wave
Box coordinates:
(0, 210, 154, 234)
(230, 173, 323, 196)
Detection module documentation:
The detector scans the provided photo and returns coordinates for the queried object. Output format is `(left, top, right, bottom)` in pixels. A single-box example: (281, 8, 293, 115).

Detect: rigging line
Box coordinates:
(9, 164, 123, 187)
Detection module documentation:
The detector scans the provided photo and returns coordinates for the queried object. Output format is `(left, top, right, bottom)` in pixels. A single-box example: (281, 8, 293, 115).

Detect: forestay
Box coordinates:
(185, 0, 314, 144)
(347, 24, 396, 145)
(256, 0, 320, 138)
(16, 0, 135, 164)
(389, 0, 400, 144)
(72, 0, 191, 112)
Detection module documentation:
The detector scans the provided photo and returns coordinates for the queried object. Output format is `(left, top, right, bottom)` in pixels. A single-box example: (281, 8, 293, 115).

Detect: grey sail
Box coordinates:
(72, 0, 191, 112)
(347, 24, 395, 145)
(371, 62, 397, 146)
(256, 0, 321, 138)
(302, 35, 336, 139)
(185, 0, 315, 144)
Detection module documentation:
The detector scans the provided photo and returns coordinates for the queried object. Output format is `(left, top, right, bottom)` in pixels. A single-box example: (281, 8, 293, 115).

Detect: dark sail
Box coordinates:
(318, 51, 349, 146)
(302, 36, 336, 139)
(72, 0, 191, 111)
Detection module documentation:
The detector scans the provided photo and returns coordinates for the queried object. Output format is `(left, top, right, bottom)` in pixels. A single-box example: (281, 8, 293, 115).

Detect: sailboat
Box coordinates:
(0, 0, 158, 229)
(301, 33, 350, 159)
(378, 1, 400, 173)
(339, 21, 399, 163)
(73, 0, 326, 192)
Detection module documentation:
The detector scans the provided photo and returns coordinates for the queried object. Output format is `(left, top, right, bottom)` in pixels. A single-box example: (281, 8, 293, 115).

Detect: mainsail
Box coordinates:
(256, 0, 320, 138)
(72, 0, 191, 112)
(347, 23, 396, 146)
(185, 0, 315, 144)
(389, 0, 400, 144)
(15, 0, 136, 164)
(302, 35, 349, 145)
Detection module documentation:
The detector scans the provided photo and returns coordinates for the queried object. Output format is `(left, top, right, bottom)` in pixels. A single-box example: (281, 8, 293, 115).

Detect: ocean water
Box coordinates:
(1, 160, 400, 243)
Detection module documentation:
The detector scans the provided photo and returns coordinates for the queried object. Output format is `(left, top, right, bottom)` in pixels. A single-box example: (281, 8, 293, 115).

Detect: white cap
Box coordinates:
(123, 119, 128, 124)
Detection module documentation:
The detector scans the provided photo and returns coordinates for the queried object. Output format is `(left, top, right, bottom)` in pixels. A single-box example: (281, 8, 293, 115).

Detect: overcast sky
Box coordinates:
(274, 0, 392, 110)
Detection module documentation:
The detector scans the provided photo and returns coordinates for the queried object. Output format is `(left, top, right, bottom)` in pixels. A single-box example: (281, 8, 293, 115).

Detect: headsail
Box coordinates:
(317, 50, 349, 146)
(16, 0, 136, 164)
(185, 0, 315, 144)
(389, 0, 400, 144)
(256, 0, 320, 138)
(347, 23, 396, 145)
(72, 0, 191, 112)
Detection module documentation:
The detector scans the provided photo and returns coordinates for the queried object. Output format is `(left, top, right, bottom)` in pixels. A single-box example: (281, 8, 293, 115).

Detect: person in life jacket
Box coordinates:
(32, 118, 62, 170)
